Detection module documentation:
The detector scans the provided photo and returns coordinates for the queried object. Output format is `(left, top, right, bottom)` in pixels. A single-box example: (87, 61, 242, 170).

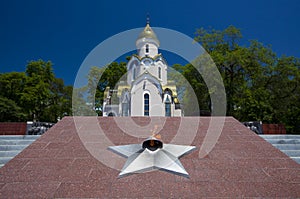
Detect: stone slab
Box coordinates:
(0, 116, 299, 198)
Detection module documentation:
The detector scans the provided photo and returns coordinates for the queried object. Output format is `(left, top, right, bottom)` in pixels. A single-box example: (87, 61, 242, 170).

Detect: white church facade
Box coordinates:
(103, 22, 182, 117)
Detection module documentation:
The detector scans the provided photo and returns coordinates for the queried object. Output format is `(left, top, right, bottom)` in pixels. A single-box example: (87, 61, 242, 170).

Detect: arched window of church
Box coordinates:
(122, 92, 129, 116)
(133, 67, 136, 80)
(145, 44, 149, 53)
(144, 93, 149, 116)
(165, 96, 171, 117)
(158, 67, 161, 79)
(122, 103, 129, 116)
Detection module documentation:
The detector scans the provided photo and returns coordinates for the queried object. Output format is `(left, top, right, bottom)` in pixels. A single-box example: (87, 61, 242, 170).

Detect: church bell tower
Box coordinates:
(103, 19, 182, 117)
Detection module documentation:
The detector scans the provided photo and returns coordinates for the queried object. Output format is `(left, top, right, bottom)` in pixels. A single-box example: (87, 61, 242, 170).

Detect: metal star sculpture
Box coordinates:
(108, 136, 196, 178)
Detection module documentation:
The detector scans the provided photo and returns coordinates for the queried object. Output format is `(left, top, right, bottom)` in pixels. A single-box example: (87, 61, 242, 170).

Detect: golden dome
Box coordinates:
(174, 97, 180, 104)
(137, 23, 160, 46)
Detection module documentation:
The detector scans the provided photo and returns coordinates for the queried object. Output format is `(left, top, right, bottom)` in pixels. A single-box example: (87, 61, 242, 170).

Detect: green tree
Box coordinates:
(233, 40, 276, 122)
(195, 25, 246, 116)
(180, 63, 210, 115)
(72, 86, 96, 116)
(269, 56, 300, 133)
(86, 62, 127, 116)
(21, 60, 55, 121)
(40, 78, 73, 121)
(0, 96, 26, 122)
(0, 72, 27, 105)
(0, 72, 27, 121)
(87, 66, 105, 115)
(194, 25, 300, 133)
(0, 59, 73, 122)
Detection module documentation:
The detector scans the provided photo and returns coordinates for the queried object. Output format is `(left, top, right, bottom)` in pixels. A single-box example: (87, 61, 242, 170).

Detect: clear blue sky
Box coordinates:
(1, 0, 300, 85)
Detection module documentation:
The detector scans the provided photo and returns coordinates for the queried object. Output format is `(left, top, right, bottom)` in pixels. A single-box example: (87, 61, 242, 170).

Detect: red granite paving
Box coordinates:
(0, 116, 299, 198)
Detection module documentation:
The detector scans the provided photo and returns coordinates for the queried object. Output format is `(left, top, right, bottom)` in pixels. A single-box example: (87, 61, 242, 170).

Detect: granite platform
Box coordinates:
(0, 116, 299, 198)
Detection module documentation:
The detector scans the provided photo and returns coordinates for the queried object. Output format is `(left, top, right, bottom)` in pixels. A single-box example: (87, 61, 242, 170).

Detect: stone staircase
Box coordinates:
(1, 134, 299, 168)
(260, 134, 300, 164)
(0, 135, 40, 168)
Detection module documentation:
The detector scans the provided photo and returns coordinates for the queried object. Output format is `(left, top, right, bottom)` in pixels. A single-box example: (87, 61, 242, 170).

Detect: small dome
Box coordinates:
(137, 23, 160, 46)
(174, 97, 180, 104)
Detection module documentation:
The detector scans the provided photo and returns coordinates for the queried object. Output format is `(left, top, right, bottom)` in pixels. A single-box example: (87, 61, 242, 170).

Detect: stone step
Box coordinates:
(0, 135, 40, 140)
(0, 151, 20, 158)
(281, 150, 300, 157)
(0, 135, 40, 168)
(0, 157, 13, 164)
(264, 139, 300, 144)
(291, 157, 300, 164)
(0, 140, 35, 145)
(0, 145, 28, 151)
(0, 135, 25, 140)
(260, 135, 300, 139)
(272, 144, 300, 151)
(259, 135, 300, 164)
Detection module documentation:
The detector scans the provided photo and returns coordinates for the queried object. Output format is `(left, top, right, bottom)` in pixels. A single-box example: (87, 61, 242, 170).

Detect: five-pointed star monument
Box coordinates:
(108, 136, 196, 178)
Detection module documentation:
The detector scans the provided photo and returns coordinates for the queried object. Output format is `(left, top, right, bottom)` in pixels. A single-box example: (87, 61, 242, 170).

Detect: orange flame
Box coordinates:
(151, 125, 161, 140)
(155, 134, 161, 139)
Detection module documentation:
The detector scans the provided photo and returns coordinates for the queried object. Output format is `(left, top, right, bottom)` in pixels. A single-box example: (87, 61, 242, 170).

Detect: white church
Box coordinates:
(103, 22, 182, 117)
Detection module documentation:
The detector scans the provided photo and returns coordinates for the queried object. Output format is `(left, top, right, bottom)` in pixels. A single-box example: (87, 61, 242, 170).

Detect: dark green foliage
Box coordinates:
(0, 60, 72, 122)
(0, 96, 26, 122)
(193, 25, 300, 134)
(86, 62, 127, 116)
